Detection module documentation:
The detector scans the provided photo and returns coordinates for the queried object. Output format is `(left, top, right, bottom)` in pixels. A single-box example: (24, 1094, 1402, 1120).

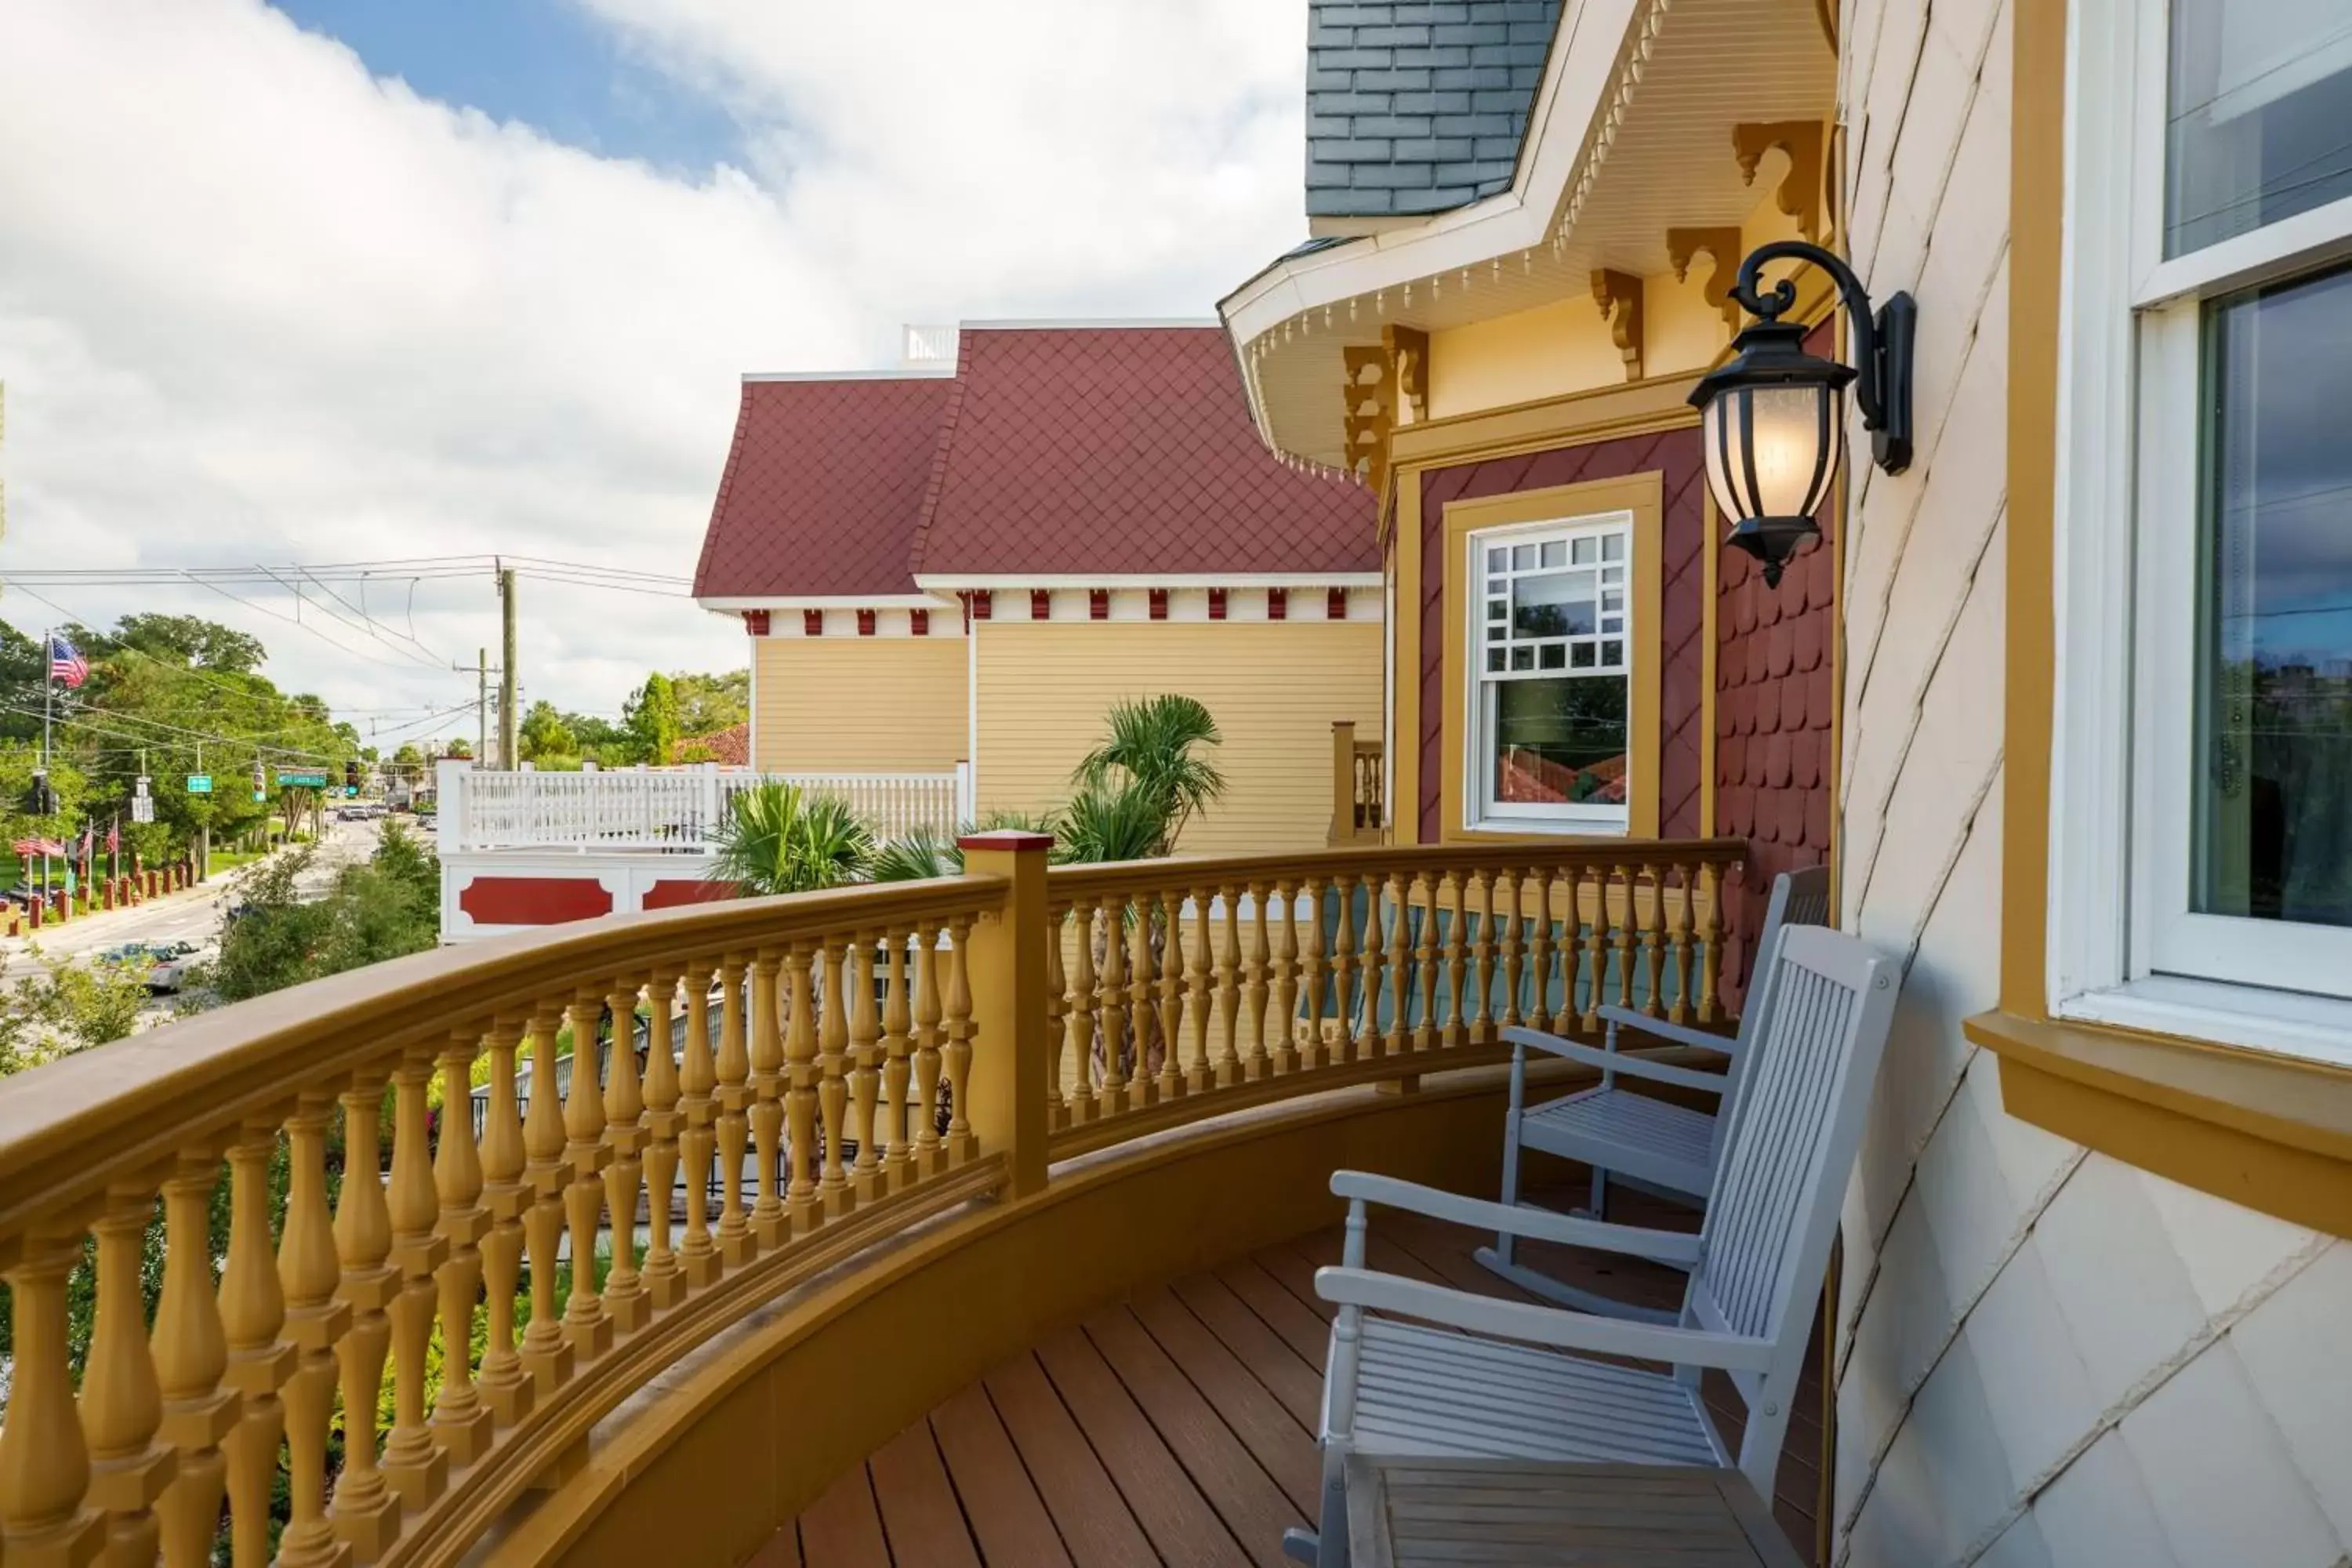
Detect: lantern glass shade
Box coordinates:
(1699, 379, 1846, 528)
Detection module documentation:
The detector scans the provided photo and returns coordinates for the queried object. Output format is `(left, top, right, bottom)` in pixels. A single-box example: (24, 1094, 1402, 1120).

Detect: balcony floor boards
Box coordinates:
(754, 1181, 1824, 1568)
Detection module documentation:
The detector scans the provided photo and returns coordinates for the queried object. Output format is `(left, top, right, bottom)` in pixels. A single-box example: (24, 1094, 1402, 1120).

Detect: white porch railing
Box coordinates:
(441, 761, 971, 851)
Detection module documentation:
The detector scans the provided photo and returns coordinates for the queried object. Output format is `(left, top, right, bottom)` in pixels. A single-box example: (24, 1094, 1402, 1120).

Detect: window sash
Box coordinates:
(1465, 514, 1632, 830)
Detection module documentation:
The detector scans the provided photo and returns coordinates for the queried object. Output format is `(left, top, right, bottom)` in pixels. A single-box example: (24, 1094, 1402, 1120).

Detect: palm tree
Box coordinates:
(708, 782, 874, 895)
(1070, 695, 1225, 856)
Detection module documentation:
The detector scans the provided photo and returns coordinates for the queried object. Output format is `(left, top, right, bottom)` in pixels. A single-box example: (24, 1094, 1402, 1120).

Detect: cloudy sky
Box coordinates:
(0, 0, 1305, 747)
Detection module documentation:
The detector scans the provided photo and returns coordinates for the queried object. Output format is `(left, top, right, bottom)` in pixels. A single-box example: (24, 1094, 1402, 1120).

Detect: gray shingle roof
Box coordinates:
(1306, 0, 1560, 219)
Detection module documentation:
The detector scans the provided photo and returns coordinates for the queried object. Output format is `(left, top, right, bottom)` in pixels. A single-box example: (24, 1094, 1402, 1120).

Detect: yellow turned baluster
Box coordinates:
(913, 923, 945, 1171)
(601, 979, 650, 1332)
(1669, 869, 1697, 1024)
(1214, 884, 1242, 1087)
(1185, 887, 1214, 1092)
(781, 944, 818, 1234)
(1384, 872, 1410, 1057)
(559, 993, 612, 1361)
(82, 1186, 171, 1567)
(1328, 873, 1356, 1065)
(640, 971, 686, 1308)
(1065, 903, 1098, 1121)
(1044, 909, 1070, 1127)
(1354, 873, 1384, 1058)
(880, 930, 916, 1178)
(1526, 867, 1555, 1037)
(817, 936, 852, 1218)
(1413, 871, 1439, 1052)
(1613, 865, 1638, 1013)
(1638, 865, 1666, 1018)
(382, 1046, 449, 1508)
(1097, 905, 1128, 1114)
(221, 1118, 296, 1566)
(475, 1022, 532, 1426)
(518, 1009, 575, 1396)
(1127, 900, 1156, 1105)
(1444, 870, 1470, 1047)
(1580, 869, 1606, 1033)
(1156, 888, 1187, 1099)
(330, 1067, 398, 1558)
(1497, 868, 1524, 1029)
(430, 1031, 495, 1468)
(1296, 878, 1325, 1071)
(154, 1152, 238, 1568)
(0, 1228, 102, 1568)
(1241, 882, 1271, 1080)
(1697, 862, 1726, 1025)
(753, 949, 792, 1248)
(274, 1095, 350, 1568)
(677, 963, 722, 1286)
(849, 932, 884, 1204)
(713, 955, 754, 1267)
(943, 913, 978, 1162)
(1468, 869, 1496, 1042)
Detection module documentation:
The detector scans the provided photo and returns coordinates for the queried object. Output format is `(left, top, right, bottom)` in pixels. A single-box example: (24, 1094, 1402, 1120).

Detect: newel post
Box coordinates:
(1329, 721, 1358, 846)
(956, 830, 1054, 1200)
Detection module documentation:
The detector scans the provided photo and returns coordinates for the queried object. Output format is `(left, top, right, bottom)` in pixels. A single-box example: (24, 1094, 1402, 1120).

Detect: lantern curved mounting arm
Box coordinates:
(1730, 238, 1916, 474)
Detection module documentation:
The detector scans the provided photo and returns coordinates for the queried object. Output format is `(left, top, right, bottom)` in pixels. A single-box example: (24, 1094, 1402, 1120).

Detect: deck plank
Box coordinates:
(797, 1466, 890, 1568)
(1034, 1327, 1257, 1568)
(1167, 1272, 1326, 1430)
(743, 1523, 802, 1568)
(984, 1355, 1159, 1568)
(1133, 1287, 1321, 1508)
(927, 1384, 1073, 1568)
(868, 1420, 982, 1568)
(1215, 1255, 1335, 1365)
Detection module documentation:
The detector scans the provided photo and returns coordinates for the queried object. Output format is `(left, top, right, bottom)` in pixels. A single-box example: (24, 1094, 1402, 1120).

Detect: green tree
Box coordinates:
(210, 822, 441, 1001)
(710, 782, 874, 895)
(669, 669, 750, 738)
(622, 673, 680, 764)
(518, 700, 576, 761)
(1069, 694, 1227, 855)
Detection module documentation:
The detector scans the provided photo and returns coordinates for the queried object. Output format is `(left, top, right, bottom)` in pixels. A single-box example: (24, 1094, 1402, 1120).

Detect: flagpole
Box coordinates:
(40, 626, 52, 904)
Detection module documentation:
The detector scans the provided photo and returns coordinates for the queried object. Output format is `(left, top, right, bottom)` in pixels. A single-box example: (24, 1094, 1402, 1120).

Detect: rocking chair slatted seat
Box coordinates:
(1281, 926, 1900, 1568)
(1478, 865, 1831, 1320)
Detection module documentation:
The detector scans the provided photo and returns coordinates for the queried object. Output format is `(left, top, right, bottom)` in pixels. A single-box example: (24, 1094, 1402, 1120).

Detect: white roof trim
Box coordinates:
(956, 318, 1223, 331)
(697, 593, 952, 612)
(1219, 0, 1642, 348)
(913, 574, 1385, 591)
(740, 368, 956, 383)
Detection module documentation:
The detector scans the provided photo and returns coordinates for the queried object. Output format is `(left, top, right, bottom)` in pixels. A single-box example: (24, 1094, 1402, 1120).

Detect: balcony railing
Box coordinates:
(1328, 720, 1384, 845)
(444, 762, 971, 852)
(0, 831, 1741, 1566)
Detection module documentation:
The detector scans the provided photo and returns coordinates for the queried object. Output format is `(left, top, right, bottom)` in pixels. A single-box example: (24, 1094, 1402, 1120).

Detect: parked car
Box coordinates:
(146, 943, 202, 993)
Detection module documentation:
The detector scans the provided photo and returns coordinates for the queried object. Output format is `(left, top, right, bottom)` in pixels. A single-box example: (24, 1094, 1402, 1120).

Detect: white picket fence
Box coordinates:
(441, 762, 969, 851)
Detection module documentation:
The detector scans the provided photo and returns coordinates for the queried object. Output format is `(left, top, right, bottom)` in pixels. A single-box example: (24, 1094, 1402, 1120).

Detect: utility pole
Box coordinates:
(454, 648, 501, 766)
(498, 564, 518, 770)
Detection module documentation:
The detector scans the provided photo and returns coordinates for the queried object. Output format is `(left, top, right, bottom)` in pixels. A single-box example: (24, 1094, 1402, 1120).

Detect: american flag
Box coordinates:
(78, 822, 93, 866)
(47, 634, 87, 689)
(106, 821, 119, 855)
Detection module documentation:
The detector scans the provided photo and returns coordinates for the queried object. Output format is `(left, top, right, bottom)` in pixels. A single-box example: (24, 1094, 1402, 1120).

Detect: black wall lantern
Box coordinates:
(1687, 240, 1914, 586)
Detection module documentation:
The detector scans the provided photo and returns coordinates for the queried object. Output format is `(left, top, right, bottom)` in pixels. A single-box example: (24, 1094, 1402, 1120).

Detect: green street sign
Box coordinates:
(187, 775, 213, 793)
(277, 771, 328, 788)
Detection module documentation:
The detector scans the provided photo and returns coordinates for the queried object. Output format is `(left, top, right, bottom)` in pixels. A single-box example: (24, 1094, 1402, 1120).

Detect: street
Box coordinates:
(0, 815, 382, 984)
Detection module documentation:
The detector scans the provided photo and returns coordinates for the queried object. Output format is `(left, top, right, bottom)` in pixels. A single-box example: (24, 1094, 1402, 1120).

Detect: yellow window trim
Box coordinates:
(1438, 473, 1664, 845)
(1998, 0, 2352, 1236)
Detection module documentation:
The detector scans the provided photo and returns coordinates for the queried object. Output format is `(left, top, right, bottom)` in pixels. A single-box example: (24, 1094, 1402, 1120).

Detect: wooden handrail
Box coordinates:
(0, 833, 1740, 1566)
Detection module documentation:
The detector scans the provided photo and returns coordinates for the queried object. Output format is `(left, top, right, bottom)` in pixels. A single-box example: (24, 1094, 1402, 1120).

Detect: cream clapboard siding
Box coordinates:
(1834, 2, 2352, 1566)
(975, 620, 1382, 856)
(751, 636, 968, 774)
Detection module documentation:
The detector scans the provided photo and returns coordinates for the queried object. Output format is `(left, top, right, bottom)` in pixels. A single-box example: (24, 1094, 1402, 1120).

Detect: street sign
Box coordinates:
(132, 796, 154, 824)
(187, 775, 213, 793)
(277, 770, 329, 788)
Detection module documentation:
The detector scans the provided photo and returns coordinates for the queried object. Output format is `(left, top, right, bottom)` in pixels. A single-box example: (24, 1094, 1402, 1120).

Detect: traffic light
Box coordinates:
(252, 758, 267, 804)
(344, 758, 361, 797)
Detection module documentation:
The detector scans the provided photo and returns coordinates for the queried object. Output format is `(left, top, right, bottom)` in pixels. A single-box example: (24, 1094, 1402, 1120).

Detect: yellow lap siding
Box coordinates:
(753, 637, 968, 773)
(975, 621, 1383, 855)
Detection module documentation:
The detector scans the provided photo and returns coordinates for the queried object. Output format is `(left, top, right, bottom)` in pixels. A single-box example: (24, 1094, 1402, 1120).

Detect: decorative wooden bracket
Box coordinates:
(1732, 121, 1825, 242)
(1385, 325, 1428, 426)
(1339, 325, 1429, 503)
(1668, 227, 1745, 335)
(1590, 270, 1645, 381)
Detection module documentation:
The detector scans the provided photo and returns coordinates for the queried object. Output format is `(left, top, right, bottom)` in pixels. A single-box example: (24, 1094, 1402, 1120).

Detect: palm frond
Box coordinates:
(1058, 779, 1174, 866)
(709, 782, 875, 895)
(866, 828, 960, 883)
(1068, 694, 1226, 855)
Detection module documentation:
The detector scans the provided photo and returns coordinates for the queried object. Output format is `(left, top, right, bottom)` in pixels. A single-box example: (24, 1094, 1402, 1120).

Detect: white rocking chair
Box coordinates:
(1281, 925, 1898, 1568)
(1477, 865, 1831, 1321)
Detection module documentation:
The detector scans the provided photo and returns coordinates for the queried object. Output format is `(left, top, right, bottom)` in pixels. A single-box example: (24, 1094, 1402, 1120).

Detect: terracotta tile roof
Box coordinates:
(692, 325, 1377, 600)
(692, 376, 955, 599)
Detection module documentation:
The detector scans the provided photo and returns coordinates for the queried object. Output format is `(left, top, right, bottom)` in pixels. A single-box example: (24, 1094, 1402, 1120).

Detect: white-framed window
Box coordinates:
(2052, 0, 2352, 1063)
(1464, 513, 1632, 832)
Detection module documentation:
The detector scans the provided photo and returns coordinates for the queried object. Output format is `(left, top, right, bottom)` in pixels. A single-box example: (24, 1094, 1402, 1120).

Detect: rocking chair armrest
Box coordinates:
(1499, 1028, 1733, 1097)
(1327, 1171, 1704, 1266)
(1314, 1267, 1773, 1373)
(1594, 1006, 1742, 1058)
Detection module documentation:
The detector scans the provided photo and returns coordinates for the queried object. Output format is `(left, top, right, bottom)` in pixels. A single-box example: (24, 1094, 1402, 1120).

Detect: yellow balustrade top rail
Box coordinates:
(0, 833, 1742, 1568)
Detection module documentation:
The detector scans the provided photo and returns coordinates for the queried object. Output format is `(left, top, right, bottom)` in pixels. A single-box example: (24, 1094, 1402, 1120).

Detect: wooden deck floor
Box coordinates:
(752, 1183, 1824, 1568)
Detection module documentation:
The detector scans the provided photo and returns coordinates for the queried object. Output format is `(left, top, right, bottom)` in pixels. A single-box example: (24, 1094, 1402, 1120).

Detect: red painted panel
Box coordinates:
(911, 608, 930, 636)
(644, 879, 739, 909)
(459, 877, 615, 925)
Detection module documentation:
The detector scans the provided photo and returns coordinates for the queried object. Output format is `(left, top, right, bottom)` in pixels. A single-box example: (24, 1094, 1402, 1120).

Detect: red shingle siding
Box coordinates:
(1416, 428, 1708, 844)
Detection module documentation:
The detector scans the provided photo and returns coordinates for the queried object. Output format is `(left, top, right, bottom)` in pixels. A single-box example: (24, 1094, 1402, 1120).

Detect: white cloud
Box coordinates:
(0, 0, 1308, 742)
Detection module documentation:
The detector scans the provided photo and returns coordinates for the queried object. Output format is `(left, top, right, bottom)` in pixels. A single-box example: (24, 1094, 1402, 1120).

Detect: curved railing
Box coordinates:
(0, 833, 1741, 1567)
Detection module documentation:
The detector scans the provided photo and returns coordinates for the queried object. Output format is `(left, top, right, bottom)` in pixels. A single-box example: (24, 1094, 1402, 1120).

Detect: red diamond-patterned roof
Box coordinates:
(692, 325, 1377, 600)
(692, 376, 955, 598)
